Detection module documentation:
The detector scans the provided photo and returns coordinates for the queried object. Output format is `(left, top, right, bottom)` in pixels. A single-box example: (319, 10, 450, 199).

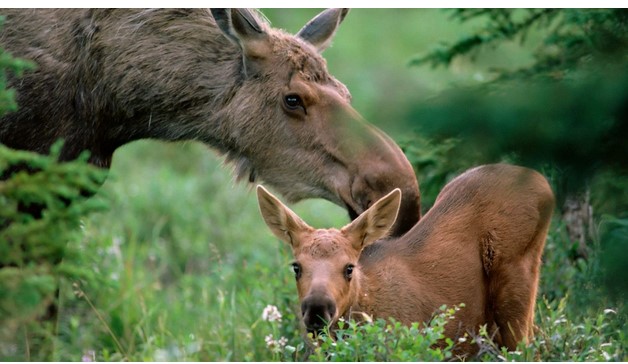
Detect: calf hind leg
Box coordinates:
(490, 258, 539, 349)
(490, 227, 549, 350)
(489, 198, 553, 349)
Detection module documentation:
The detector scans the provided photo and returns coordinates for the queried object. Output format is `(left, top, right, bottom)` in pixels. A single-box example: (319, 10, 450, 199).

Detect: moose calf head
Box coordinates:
(257, 185, 401, 334)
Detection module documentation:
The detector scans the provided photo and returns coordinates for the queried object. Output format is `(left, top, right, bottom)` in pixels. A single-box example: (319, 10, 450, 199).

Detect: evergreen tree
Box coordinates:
(0, 18, 109, 360)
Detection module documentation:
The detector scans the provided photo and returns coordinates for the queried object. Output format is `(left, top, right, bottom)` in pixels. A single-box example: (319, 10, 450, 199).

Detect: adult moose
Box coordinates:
(258, 164, 555, 355)
(0, 8, 420, 236)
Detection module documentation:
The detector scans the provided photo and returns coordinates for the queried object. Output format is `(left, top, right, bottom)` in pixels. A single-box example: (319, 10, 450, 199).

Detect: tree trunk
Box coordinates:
(561, 189, 594, 260)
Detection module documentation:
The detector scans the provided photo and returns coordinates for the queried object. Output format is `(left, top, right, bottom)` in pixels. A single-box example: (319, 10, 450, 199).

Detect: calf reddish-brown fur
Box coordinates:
(258, 163, 555, 354)
(0, 8, 420, 236)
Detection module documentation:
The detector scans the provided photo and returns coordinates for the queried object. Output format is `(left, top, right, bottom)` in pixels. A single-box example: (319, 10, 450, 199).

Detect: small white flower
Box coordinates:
(265, 334, 275, 347)
(262, 304, 282, 322)
(458, 337, 467, 343)
(264, 334, 288, 352)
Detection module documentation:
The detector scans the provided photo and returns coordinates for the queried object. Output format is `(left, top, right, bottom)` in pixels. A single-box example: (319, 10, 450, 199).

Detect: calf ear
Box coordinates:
(257, 185, 313, 249)
(297, 8, 349, 53)
(211, 8, 269, 76)
(341, 188, 401, 251)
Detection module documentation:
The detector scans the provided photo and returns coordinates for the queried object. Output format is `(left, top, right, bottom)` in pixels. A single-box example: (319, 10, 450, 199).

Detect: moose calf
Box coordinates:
(257, 163, 555, 354)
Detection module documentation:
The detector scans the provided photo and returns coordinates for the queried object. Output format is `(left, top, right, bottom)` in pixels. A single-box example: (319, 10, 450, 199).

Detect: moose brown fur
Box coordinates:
(0, 8, 420, 235)
(258, 163, 555, 353)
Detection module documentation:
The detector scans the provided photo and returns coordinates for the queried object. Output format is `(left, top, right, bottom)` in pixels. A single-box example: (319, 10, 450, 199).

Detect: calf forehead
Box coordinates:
(299, 229, 352, 259)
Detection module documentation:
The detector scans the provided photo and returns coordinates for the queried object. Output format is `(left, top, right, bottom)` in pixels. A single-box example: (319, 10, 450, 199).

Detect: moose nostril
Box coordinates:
(327, 301, 337, 320)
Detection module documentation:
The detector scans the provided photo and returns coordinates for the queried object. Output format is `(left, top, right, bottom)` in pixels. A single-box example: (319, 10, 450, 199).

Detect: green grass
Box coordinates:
(57, 140, 332, 361)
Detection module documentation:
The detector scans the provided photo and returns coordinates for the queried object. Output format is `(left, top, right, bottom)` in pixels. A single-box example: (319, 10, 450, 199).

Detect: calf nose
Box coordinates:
(301, 295, 336, 334)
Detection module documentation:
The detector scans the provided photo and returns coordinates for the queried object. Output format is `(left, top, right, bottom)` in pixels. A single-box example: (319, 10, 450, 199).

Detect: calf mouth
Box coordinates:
(306, 323, 327, 337)
(305, 320, 342, 342)
(303, 313, 335, 338)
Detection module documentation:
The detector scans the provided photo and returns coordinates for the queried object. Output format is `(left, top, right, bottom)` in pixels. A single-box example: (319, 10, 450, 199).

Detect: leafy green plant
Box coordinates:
(476, 296, 625, 361)
(306, 305, 461, 361)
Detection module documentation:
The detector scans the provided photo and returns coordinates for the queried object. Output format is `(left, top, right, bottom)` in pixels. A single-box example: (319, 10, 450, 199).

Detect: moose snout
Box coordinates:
(301, 295, 336, 334)
(351, 170, 420, 238)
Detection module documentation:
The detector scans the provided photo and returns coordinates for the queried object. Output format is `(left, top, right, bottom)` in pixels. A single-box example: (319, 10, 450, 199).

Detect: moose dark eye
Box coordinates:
(284, 94, 306, 114)
(344, 264, 355, 281)
(291, 262, 302, 280)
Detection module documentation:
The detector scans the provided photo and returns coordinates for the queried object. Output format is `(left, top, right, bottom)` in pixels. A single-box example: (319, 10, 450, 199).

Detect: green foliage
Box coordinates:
(0, 142, 109, 360)
(477, 296, 625, 361)
(411, 10, 559, 71)
(404, 65, 628, 197)
(308, 305, 460, 361)
(0, 143, 106, 359)
(411, 9, 628, 79)
(404, 9, 628, 204)
(0, 38, 107, 360)
(597, 216, 628, 305)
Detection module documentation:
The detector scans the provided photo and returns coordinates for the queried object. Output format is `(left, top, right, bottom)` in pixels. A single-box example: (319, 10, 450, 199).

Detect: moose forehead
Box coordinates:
(273, 35, 328, 78)
(298, 229, 353, 259)
(272, 33, 350, 97)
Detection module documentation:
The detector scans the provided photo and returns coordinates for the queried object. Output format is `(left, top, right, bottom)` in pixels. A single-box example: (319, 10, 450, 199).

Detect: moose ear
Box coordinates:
(297, 8, 349, 53)
(257, 185, 313, 249)
(341, 188, 401, 251)
(211, 8, 269, 75)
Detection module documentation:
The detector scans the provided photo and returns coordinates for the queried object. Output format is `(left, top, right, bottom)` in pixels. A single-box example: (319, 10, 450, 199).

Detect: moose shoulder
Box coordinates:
(0, 8, 420, 236)
(257, 163, 555, 355)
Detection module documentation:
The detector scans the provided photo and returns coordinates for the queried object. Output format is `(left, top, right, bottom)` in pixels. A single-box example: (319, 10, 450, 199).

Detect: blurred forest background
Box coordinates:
(1, 8, 626, 361)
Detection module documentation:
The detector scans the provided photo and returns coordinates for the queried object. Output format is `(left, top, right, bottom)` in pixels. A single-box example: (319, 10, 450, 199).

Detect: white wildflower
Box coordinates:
(265, 334, 275, 348)
(264, 334, 288, 352)
(262, 304, 282, 322)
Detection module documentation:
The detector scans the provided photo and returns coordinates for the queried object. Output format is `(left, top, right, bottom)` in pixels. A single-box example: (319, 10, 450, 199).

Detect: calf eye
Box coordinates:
(344, 264, 355, 281)
(291, 262, 302, 280)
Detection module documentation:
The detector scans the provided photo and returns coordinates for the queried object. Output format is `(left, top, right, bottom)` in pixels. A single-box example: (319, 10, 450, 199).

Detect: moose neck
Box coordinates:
(345, 257, 393, 323)
(343, 238, 437, 327)
(95, 26, 244, 149)
(28, 9, 248, 165)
